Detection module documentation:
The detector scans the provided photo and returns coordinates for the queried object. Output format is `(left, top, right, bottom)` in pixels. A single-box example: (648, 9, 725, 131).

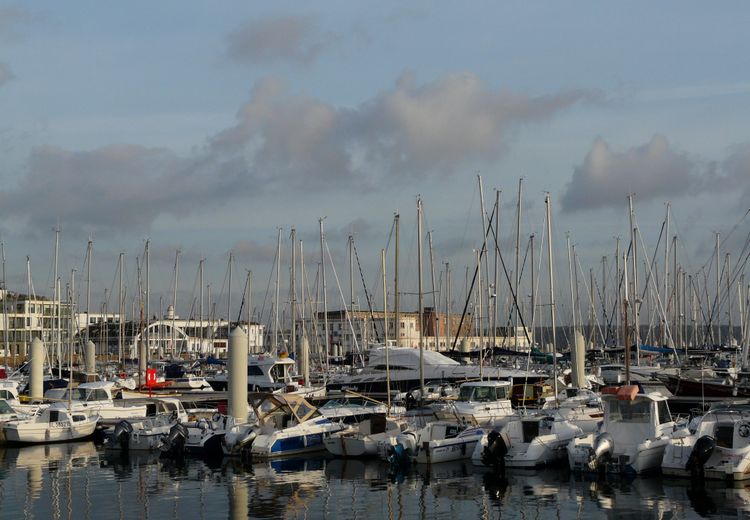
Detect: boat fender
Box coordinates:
(685, 435, 716, 475)
(587, 432, 614, 471)
(113, 420, 133, 450)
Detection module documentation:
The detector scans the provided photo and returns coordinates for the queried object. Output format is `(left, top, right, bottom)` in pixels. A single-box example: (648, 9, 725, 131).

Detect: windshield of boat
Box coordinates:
(607, 399, 651, 423)
(459, 385, 498, 402)
(0, 400, 14, 414)
(0, 389, 16, 400)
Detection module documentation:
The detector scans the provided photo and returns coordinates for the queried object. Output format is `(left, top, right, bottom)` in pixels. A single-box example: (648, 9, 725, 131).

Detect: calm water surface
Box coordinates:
(0, 442, 748, 519)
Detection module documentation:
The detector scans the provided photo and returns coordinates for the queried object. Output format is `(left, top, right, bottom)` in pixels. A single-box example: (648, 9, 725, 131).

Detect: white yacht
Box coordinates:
(208, 353, 324, 397)
(474, 413, 583, 469)
(567, 385, 675, 475)
(542, 387, 604, 433)
(45, 381, 147, 424)
(662, 403, 750, 480)
(432, 381, 514, 426)
(386, 420, 485, 465)
(324, 415, 407, 457)
(326, 346, 535, 397)
(3, 402, 99, 444)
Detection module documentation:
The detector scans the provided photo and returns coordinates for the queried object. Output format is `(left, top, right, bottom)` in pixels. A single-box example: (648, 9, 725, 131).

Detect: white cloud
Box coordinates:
(561, 135, 701, 212)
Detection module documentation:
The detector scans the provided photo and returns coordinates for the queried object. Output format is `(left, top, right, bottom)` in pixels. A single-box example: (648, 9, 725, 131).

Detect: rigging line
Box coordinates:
(257, 234, 280, 328)
(324, 239, 364, 365)
(352, 238, 380, 344)
(450, 200, 496, 351)
(574, 249, 606, 347)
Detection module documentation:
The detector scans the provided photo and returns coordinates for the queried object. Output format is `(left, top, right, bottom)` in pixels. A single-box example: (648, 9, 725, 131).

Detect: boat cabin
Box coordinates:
(250, 392, 322, 432)
(601, 387, 674, 447)
(457, 381, 511, 402)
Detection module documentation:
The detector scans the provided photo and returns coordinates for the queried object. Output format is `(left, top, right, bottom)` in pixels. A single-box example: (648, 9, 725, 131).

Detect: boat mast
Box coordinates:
(515, 179, 523, 351)
(199, 258, 204, 354)
(291, 227, 297, 360)
(394, 213, 400, 348)
(544, 194, 558, 400)
(274, 228, 281, 354)
(118, 252, 124, 368)
(428, 231, 438, 350)
(716, 232, 721, 346)
(172, 248, 178, 359)
(319, 218, 330, 372)
(493, 190, 501, 352)
(476, 248, 483, 379)
(445, 262, 450, 355)
(417, 196, 425, 405)
(663, 203, 670, 346)
(382, 248, 390, 410)
(145, 241, 150, 364)
(1, 241, 8, 367)
(567, 234, 577, 358)
(52, 228, 59, 375)
(628, 194, 640, 365)
(85, 239, 92, 346)
(623, 251, 631, 385)
(227, 252, 233, 349)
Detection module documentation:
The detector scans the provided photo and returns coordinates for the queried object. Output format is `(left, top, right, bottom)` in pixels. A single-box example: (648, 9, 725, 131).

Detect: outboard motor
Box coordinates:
(685, 435, 716, 478)
(387, 442, 411, 468)
(481, 430, 511, 473)
(113, 420, 134, 450)
(587, 432, 614, 472)
(161, 422, 188, 459)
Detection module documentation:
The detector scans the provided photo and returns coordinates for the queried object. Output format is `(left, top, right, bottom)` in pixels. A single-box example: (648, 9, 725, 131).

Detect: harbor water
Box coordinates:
(1, 442, 749, 519)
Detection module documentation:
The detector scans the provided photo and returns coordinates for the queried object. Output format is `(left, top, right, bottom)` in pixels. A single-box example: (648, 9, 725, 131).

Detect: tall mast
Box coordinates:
(545, 194, 558, 400)
(476, 248, 483, 379)
(53, 228, 59, 371)
(493, 190, 501, 351)
(417, 196, 424, 404)
(227, 252, 233, 345)
(477, 175, 488, 353)
(728, 253, 733, 346)
(199, 258, 204, 354)
(348, 234, 355, 312)
(172, 248, 178, 358)
(428, 231, 438, 350)
(628, 194, 640, 365)
(615, 237, 621, 342)
(663, 203, 670, 346)
(85, 239, 92, 345)
(567, 234, 577, 348)
(1, 241, 8, 367)
(394, 214, 400, 348)
(291, 228, 297, 360)
(515, 178, 523, 351)
(382, 249, 390, 410)
(118, 252, 124, 368)
(274, 228, 281, 353)
(530, 234, 536, 347)
(145, 241, 150, 362)
(300, 239, 310, 382)
(319, 218, 330, 370)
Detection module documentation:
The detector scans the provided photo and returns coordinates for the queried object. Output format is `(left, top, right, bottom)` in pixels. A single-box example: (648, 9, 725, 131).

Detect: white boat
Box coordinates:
(567, 385, 675, 475)
(318, 398, 403, 424)
(106, 397, 189, 451)
(474, 413, 583, 469)
(432, 381, 514, 426)
(0, 399, 30, 442)
(324, 415, 407, 457)
(3, 402, 99, 444)
(0, 380, 44, 415)
(45, 381, 147, 424)
(662, 403, 750, 480)
(387, 420, 485, 465)
(249, 393, 346, 459)
(542, 387, 604, 433)
(208, 353, 324, 397)
(166, 375, 213, 392)
(327, 346, 535, 396)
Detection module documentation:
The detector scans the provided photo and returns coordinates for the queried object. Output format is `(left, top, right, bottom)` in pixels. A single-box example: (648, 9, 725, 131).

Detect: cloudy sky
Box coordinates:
(0, 2, 748, 328)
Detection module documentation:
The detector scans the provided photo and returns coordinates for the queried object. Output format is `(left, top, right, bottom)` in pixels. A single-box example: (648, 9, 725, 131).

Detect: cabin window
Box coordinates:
(248, 366, 263, 376)
(72, 415, 86, 422)
(607, 400, 650, 423)
(445, 425, 460, 439)
(657, 401, 672, 424)
(91, 389, 109, 401)
(496, 387, 508, 399)
(0, 390, 14, 400)
(49, 410, 60, 422)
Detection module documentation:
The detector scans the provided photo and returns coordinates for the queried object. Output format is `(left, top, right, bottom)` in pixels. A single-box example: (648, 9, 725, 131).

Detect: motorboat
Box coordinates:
(164, 375, 213, 392)
(324, 415, 407, 457)
(541, 387, 604, 433)
(248, 393, 347, 459)
(44, 381, 147, 424)
(662, 403, 750, 480)
(0, 380, 44, 415)
(387, 420, 485, 465)
(3, 402, 99, 444)
(105, 397, 189, 451)
(474, 413, 583, 469)
(431, 381, 514, 426)
(0, 399, 30, 442)
(326, 345, 538, 397)
(317, 397, 403, 424)
(567, 385, 675, 475)
(208, 353, 323, 397)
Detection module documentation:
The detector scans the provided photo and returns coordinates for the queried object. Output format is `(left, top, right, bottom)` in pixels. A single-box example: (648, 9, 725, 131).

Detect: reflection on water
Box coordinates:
(2, 443, 750, 519)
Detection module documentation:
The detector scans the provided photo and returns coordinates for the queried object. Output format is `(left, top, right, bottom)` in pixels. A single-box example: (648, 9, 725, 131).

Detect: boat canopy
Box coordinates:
(249, 392, 321, 425)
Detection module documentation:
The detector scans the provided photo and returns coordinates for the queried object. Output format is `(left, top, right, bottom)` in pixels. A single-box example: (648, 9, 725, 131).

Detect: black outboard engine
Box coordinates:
(113, 420, 134, 450)
(161, 422, 188, 459)
(481, 430, 511, 473)
(587, 432, 614, 472)
(685, 435, 716, 478)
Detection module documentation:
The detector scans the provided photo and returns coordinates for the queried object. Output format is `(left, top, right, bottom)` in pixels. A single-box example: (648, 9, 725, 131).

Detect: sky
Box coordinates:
(0, 2, 749, 330)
